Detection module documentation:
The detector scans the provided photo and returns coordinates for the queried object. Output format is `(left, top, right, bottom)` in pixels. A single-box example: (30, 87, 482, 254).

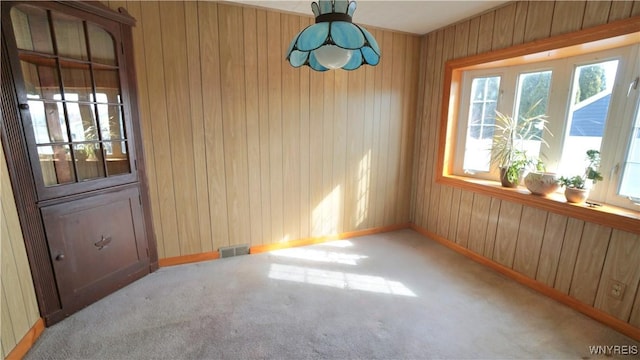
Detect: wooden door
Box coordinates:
(1, 1, 157, 325)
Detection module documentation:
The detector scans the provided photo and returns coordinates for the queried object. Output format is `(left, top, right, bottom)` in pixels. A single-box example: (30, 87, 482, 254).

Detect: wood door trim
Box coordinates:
(410, 223, 640, 342)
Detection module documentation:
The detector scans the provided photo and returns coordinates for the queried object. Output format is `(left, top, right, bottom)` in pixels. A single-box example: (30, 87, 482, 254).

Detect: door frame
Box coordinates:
(0, 1, 158, 325)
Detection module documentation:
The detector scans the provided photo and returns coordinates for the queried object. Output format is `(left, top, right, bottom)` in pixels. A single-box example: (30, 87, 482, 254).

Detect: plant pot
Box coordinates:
(564, 187, 589, 204)
(524, 172, 559, 196)
(499, 166, 522, 188)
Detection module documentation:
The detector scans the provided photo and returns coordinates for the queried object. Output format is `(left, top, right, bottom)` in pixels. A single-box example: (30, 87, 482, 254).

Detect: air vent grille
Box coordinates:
(219, 244, 249, 258)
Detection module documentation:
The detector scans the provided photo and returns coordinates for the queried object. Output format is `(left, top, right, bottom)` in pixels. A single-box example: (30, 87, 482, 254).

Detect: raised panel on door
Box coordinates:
(41, 186, 148, 315)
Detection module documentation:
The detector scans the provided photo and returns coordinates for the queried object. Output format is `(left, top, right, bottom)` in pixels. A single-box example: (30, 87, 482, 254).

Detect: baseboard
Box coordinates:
(409, 223, 640, 342)
(158, 223, 411, 267)
(158, 251, 220, 267)
(250, 223, 411, 254)
(5, 318, 45, 360)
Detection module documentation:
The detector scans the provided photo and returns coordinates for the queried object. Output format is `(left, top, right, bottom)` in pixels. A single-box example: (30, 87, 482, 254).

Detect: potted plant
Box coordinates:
(524, 160, 560, 196)
(491, 102, 550, 188)
(559, 150, 603, 203)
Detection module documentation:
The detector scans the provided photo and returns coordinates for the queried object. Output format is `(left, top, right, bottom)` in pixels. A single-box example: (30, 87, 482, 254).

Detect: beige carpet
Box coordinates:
(25, 229, 639, 359)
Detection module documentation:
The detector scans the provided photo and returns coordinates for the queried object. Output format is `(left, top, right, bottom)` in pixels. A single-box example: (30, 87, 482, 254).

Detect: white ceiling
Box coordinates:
(225, 0, 509, 35)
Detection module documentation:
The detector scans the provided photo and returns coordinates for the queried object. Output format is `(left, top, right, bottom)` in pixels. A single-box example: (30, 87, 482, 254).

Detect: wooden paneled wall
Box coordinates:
(412, 1, 640, 329)
(1, 142, 40, 358)
(101, 1, 420, 258)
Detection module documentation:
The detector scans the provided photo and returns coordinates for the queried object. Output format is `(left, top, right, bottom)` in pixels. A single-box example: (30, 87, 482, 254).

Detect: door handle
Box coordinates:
(94, 235, 112, 250)
(55, 253, 65, 261)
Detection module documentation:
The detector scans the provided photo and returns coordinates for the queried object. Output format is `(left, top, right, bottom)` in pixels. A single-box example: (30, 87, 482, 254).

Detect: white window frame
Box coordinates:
(453, 44, 640, 211)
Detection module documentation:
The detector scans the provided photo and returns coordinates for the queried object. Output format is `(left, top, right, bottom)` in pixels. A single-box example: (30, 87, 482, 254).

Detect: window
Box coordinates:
(451, 43, 640, 211)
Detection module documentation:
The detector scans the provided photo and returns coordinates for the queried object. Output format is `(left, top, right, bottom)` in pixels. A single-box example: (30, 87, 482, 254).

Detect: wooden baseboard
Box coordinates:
(6, 318, 45, 360)
(250, 223, 411, 254)
(158, 251, 220, 267)
(409, 223, 640, 342)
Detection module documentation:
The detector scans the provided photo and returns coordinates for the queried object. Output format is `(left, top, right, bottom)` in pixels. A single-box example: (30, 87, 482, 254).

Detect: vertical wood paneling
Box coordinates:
(140, 1, 180, 257)
(243, 7, 263, 246)
(511, 1, 529, 45)
(159, 1, 201, 254)
(447, 188, 462, 241)
(467, 194, 491, 254)
(554, 218, 585, 294)
(594, 230, 640, 321)
(281, 14, 301, 241)
(608, 1, 634, 22)
(523, 1, 554, 42)
(437, 185, 453, 237)
(455, 190, 474, 248)
(256, 9, 271, 245)
(199, 2, 230, 251)
(185, 1, 213, 253)
(369, 29, 384, 228)
(333, 68, 348, 232)
(631, 291, 640, 327)
(492, 3, 515, 50)
(299, 17, 311, 238)
(493, 201, 522, 267)
(512, 207, 547, 278)
(483, 197, 501, 259)
(550, 1, 586, 36)
(536, 213, 568, 287)
(1, 142, 39, 356)
(582, 1, 611, 28)
(477, 12, 495, 53)
(569, 223, 612, 306)
(345, 60, 365, 230)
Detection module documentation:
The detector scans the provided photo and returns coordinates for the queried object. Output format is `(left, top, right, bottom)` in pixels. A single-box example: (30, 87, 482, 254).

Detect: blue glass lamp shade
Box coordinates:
(285, 0, 380, 71)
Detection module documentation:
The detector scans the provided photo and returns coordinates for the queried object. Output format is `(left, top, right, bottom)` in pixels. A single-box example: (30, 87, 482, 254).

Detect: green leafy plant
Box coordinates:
(559, 149, 603, 189)
(490, 100, 551, 184)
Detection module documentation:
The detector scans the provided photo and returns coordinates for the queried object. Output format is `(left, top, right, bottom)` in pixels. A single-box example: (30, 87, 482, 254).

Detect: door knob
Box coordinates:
(18, 103, 29, 110)
(55, 254, 65, 261)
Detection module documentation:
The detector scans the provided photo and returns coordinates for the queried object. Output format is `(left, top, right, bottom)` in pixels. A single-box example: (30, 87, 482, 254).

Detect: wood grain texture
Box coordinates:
(492, 3, 515, 50)
(447, 187, 462, 242)
(569, 223, 612, 306)
(608, 1, 634, 22)
(1, 143, 40, 356)
(594, 230, 640, 321)
(536, 213, 568, 287)
(631, 290, 640, 328)
(551, 1, 586, 36)
(554, 218, 585, 294)
(466, 193, 491, 254)
(477, 11, 495, 53)
(582, 1, 612, 29)
(523, 1, 554, 42)
(512, 207, 547, 279)
(454, 190, 474, 248)
(483, 197, 501, 259)
(492, 201, 522, 268)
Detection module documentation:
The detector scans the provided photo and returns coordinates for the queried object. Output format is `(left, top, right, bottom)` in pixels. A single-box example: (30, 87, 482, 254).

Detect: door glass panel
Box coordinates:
(98, 105, 125, 140)
(558, 60, 619, 177)
(60, 65, 93, 102)
(10, 5, 54, 54)
(20, 60, 61, 100)
(38, 144, 75, 186)
(52, 12, 88, 60)
(104, 141, 130, 176)
(74, 143, 105, 181)
(63, 102, 98, 142)
(619, 99, 640, 197)
(29, 101, 69, 143)
(88, 24, 117, 66)
(94, 70, 121, 101)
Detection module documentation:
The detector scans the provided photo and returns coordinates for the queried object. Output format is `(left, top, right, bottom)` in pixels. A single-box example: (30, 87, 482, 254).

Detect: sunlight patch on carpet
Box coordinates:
(268, 264, 416, 297)
(271, 248, 368, 265)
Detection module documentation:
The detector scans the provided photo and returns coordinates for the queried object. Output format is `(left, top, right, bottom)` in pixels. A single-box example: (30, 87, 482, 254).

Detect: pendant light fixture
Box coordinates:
(285, 0, 381, 71)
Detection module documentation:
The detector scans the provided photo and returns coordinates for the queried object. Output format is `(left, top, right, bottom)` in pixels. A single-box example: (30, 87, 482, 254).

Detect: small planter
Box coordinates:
(524, 172, 559, 196)
(564, 187, 589, 204)
(499, 167, 522, 188)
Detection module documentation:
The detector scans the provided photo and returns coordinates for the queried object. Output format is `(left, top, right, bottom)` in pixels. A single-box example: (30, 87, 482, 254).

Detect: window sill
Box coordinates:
(437, 174, 640, 235)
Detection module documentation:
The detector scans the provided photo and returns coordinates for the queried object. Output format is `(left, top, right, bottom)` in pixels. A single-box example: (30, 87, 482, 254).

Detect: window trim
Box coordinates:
(436, 17, 640, 234)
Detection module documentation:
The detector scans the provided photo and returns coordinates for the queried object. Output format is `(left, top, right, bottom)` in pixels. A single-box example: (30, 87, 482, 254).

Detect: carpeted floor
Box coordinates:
(25, 229, 639, 359)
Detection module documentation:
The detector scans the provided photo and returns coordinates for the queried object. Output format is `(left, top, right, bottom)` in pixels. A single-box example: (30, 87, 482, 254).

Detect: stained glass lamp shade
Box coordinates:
(285, 0, 381, 71)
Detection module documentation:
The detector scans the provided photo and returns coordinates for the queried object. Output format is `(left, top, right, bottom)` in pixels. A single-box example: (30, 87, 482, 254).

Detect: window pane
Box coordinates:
(88, 23, 117, 66)
(463, 76, 501, 172)
(52, 12, 88, 60)
(10, 5, 54, 54)
(38, 144, 75, 186)
(514, 70, 552, 159)
(559, 60, 618, 177)
(20, 60, 60, 100)
(74, 143, 105, 181)
(60, 65, 93, 102)
(619, 102, 640, 197)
